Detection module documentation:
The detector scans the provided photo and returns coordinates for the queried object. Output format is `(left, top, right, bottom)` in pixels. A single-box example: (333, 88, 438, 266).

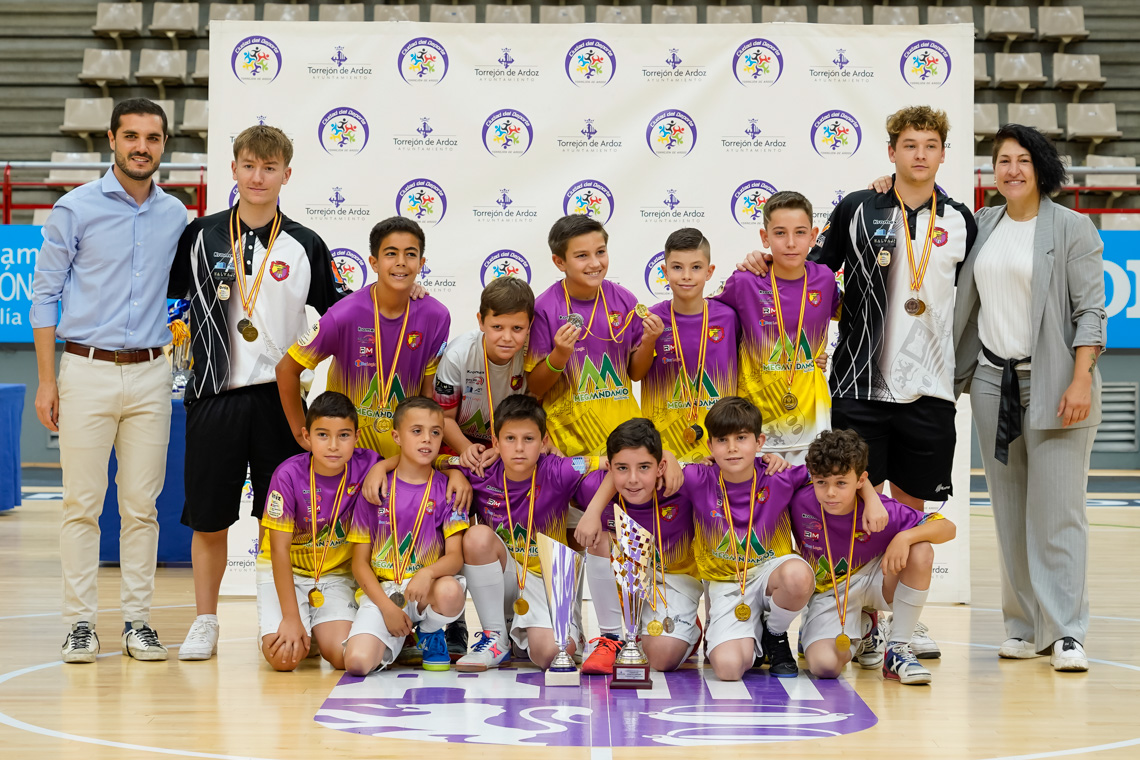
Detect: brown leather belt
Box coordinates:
(64, 341, 164, 365)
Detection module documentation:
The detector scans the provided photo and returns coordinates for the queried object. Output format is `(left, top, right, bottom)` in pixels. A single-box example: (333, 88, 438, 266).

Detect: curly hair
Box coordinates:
(886, 105, 950, 148)
(805, 429, 869, 478)
(992, 124, 1069, 196)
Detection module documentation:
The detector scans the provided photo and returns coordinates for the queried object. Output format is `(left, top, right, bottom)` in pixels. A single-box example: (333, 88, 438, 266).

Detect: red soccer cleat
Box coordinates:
(581, 634, 624, 675)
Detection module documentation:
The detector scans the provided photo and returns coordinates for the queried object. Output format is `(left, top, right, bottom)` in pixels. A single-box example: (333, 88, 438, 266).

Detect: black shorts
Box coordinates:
(181, 383, 304, 532)
(831, 395, 956, 502)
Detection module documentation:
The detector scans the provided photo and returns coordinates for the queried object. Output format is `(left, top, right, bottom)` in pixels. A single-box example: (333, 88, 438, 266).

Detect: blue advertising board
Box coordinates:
(0, 225, 41, 343)
(1102, 230, 1140, 349)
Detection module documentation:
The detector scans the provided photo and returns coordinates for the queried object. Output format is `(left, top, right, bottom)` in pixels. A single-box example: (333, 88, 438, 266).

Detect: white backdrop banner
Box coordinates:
(211, 21, 973, 602)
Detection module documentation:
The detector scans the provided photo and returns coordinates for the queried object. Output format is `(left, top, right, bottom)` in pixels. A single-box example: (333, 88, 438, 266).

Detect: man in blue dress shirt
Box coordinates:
(31, 98, 188, 664)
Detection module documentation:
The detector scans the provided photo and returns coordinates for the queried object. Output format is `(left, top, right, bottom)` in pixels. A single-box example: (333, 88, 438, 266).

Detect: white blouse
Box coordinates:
(974, 213, 1037, 366)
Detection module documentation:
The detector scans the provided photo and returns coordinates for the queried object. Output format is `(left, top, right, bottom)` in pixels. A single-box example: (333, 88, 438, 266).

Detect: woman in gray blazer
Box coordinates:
(953, 124, 1106, 673)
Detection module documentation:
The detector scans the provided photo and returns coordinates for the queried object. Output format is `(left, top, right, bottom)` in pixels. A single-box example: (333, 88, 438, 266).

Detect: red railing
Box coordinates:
(1, 162, 207, 224)
(973, 165, 1140, 214)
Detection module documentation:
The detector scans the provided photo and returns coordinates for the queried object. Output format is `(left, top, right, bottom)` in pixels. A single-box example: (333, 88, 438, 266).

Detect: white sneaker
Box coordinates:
(1050, 637, 1089, 672)
(909, 620, 941, 659)
(62, 621, 100, 664)
(998, 638, 1042, 659)
(857, 612, 887, 669)
(122, 621, 168, 661)
(179, 616, 220, 661)
(883, 641, 932, 685)
(456, 630, 511, 672)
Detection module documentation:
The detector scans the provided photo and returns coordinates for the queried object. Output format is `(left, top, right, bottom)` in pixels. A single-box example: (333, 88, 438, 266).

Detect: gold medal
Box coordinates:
(308, 588, 324, 608)
(663, 617, 675, 634)
(647, 620, 664, 637)
(782, 392, 798, 411)
(237, 317, 252, 333)
(820, 492, 859, 663)
(877, 249, 891, 267)
(735, 602, 752, 622)
(904, 297, 925, 316)
(895, 187, 937, 322)
(769, 269, 808, 419)
(513, 598, 529, 616)
(229, 208, 281, 350)
(377, 417, 392, 433)
(242, 324, 259, 342)
(503, 471, 538, 614)
(668, 300, 710, 445)
(634, 303, 650, 319)
(835, 633, 851, 652)
(305, 459, 347, 618)
(683, 424, 703, 446)
(217, 283, 231, 301)
(389, 591, 406, 609)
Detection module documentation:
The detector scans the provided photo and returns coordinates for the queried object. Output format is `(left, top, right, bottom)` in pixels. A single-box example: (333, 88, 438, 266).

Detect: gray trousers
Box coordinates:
(971, 362, 1094, 650)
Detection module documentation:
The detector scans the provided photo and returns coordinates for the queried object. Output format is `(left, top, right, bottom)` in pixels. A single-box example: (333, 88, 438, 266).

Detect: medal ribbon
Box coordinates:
(501, 469, 537, 595)
(229, 208, 282, 323)
(769, 271, 808, 396)
(893, 187, 938, 295)
(648, 492, 670, 615)
(562, 281, 638, 343)
(308, 457, 348, 586)
(371, 285, 411, 424)
(718, 471, 758, 599)
(480, 337, 498, 438)
(819, 498, 859, 637)
(669, 300, 710, 422)
(386, 472, 435, 580)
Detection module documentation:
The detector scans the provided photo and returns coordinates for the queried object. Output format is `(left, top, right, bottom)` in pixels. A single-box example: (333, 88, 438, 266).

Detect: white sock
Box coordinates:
(888, 582, 929, 644)
(419, 605, 457, 634)
(463, 561, 506, 636)
(765, 599, 802, 636)
(196, 614, 218, 624)
(585, 551, 624, 637)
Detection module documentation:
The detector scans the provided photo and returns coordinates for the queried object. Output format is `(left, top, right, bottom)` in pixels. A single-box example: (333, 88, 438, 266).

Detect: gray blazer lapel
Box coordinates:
(1029, 197, 1057, 349)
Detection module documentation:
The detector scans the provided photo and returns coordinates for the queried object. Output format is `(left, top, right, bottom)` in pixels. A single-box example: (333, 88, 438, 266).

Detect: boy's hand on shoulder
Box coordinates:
(292, 426, 311, 452)
(760, 451, 790, 474)
(404, 569, 433, 609)
(737, 250, 772, 276)
(642, 313, 665, 342)
(869, 175, 893, 193)
(882, 533, 911, 575)
(363, 461, 394, 505)
(540, 439, 565, 458)
(382, 599, 414, 638)
(458, 443, 487, 474)
(660, 451, 683, 497)
(862, 497, 889, 534)
(574, 512, 604, 550)
(815, 352, 829, 372)
(474, 445, 500, 476)
(410, 283, 428, 300)
(444, 468, 473, 512)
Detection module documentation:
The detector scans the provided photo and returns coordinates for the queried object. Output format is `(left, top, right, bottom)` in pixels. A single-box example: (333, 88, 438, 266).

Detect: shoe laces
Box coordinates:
(418, 628, 448, 659)
(131, 624, 161, 648)
(588, 636, 622, 655)
(914, 621, 930, 636)
(469, 630, 498, 654)
(888, 641, 919, 665)
(70, 624, 94, 649)
(185, 619, 216, 644)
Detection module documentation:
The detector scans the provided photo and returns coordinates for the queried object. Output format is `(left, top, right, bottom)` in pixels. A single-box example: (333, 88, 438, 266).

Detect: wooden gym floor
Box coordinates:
(1, 492, 1138, 760)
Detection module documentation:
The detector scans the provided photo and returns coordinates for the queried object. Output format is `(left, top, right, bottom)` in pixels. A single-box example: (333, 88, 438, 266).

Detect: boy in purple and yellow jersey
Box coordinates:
(277, 217, 451, 459)
(792, 429, 954, 685)
(258, 391, 380, 672)
(525, 215, 653, 457)
(450, 395, 600, 672)
(632, 228, 740, 464)
(714, 192, 841, 464)
(343, 397, 469, 675)
(574, 419, 702, 674)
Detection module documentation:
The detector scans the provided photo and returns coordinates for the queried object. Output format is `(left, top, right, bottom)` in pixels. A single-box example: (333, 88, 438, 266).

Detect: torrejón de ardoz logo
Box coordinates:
(563, 180, 615, 225)
(480, 250, 532, 287)
(396, 178, 447, 227)
(231, 36, 281, 83)
(646, 109, 697, 157)
(470, 188, 537, 224)
(731, 180, 779, 228)
(565, 39, 616, 87)
(318, 107, 369, 155)
(811, 110, 862, 158)
(732, 38, 783, 86)
(482, 109, 534, 157)
(398, 38, 449, 85)
(900, 40, 952, 88)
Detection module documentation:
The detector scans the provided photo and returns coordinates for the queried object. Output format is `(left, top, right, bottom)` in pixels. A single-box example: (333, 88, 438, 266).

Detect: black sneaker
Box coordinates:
(446, 614, 469, 662)
(762, 626, 798, 678)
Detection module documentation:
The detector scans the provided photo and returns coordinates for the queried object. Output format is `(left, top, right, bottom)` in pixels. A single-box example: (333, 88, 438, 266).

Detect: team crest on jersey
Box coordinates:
(808, 290, 821, 306)
(270, 261, 290, 281)
(708, 326, 724, 343)
(609, 310, 622, 328)
(932, 227, 948, 246)
(661, 503, 678, 522)
(407, 331, 423, 350)
(854, 530, 870, 543)
(347, 484, 359, 495)
(510, 374, 523, 390)
(267, 490, 285, 519)
(426, 499, 436, 514)
(757, 486, 770, 503)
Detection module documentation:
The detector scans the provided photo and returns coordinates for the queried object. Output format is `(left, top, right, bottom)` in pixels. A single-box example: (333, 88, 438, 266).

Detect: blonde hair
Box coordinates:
(232, 124, 293, 166)
(886, 106, 949, 148)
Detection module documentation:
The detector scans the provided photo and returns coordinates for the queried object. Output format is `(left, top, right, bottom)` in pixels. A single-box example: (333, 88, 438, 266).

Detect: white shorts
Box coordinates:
(346, 576, 467, 669)
(495, 535, 582, 653)
(705, 554, 810, 658)
(256, 570, 358, 639)
(642, 571, 703, 646)
(799, 557, 890, 651)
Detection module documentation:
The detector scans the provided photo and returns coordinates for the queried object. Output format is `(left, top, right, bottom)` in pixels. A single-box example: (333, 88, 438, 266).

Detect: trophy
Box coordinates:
(167, 299, 192, 399)
(609, 506, 654, 690)
(536, 532, 582, 686)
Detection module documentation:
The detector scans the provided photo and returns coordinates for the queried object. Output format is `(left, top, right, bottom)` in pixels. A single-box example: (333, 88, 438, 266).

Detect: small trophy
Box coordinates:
(609, 506, 654, 690)
(167, 301, 192, 399)
(536, 532, 582, 687)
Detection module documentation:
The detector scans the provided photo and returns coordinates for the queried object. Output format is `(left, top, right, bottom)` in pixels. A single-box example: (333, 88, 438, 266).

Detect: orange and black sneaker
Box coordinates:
(581, 633, 624, 675)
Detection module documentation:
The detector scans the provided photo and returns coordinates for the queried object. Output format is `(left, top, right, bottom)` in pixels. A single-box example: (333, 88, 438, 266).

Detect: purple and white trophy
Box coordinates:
(610, 506, 654, 690)
(537, 532, 582, 686)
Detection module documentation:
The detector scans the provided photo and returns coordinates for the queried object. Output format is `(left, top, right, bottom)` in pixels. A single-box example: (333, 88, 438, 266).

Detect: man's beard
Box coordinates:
(114, 149, 158, 181)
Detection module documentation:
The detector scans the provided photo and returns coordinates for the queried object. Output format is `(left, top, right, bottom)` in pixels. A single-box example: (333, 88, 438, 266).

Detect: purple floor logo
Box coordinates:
(647, 109, 697, 157)
(733, 38, 783, 86)
(397, 178, 447, 226)
(231, 36, 281, 83)
(331, 247, 369, 292)
(316, 667, 876, 746)
(564, 179, 614, 225)
(319, 107, 369, 155)
(566, 39, 616, 86)
(901, 40, 951, 88)
(399, 38, 449, 85)
(732, 180, 779, 228)
(811, 110, 862, 158)
(482, 109, 533, 156)
(480, 250, 532, 287)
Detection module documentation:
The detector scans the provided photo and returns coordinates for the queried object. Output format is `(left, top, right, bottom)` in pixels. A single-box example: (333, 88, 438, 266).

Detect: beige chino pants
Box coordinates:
(57, 351, 171, 627)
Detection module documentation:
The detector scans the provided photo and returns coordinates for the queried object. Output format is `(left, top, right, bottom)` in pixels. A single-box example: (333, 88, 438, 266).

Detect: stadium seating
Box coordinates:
(1085, 155, 1137, 195)
(149, 3, 200, 48)
(191, 49, 209, 85)
(927, 5, 975, 34)
(486, 4, 531, 23)
(975, 53, 990, 88)
(208, 3, 256, 28)
(1006, 103, 1062, 138)
(595, 5, 641, 23)
(166, 151, 209, 205)
(78, 49, 131, 98)
(762, 6, 808, 23)
(817, 6, 863, 25)
(974, 103, 999, 143)
(136, 49, 188, 100)
(706, 6, 750, 23)
(651, 5, 697, 24)
(983, 6, 1034, 52)
(872, 5, 919, 25)
(1054, 53, 1106, 100)
(992, 53, 1047, 102)
(540, 5, 585, 23)
(48, 152, 103, 189)
(1038, 6, 1089, 53)
(263, 4, 311, 22)
(181, 100, 209, 141)
(1067, 103, 1122, 153)
(374, 4, 420, 21)
(430, 4, 476, 22)
(319, 4, 366, 22)
(60, 98, 114, 152)
(1100, 214, 1140, 231)
(92, 3, 143, 49)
